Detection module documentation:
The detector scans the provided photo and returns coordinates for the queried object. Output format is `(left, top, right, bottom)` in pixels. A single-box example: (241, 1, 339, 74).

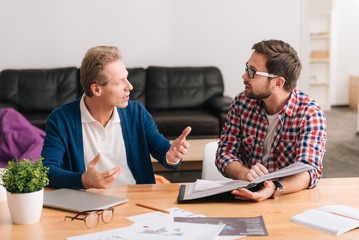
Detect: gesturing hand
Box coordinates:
(81, 153, 122, 189)
(166, 126, 192, 166)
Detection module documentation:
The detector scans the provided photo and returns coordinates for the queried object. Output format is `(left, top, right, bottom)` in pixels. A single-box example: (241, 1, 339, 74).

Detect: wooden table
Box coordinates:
(1, 178, 359, 240)
(151, 138, 218, 171)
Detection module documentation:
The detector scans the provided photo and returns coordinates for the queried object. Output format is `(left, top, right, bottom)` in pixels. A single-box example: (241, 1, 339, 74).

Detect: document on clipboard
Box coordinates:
(177, 162, 314, 202)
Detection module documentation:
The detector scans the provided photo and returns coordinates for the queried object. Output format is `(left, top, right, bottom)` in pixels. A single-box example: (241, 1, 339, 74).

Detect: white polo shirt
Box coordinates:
(80, 94, 136, 185)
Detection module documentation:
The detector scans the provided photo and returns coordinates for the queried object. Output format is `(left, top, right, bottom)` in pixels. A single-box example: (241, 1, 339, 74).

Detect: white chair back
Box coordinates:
(201, 141, 231, 180)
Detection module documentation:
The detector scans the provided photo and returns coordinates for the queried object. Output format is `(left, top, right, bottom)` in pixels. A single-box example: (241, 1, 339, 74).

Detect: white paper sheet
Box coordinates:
(66, 227, 127, 240)
(194, 179, 235, 192)
(116, 220, 225, 240)
(67, 208, 205, 240)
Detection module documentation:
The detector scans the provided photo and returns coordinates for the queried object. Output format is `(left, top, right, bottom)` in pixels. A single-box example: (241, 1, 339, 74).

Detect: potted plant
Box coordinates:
(0, 157, 49, 224)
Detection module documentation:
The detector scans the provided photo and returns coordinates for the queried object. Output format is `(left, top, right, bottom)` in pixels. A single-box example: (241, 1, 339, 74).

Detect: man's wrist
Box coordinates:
(166, 157, 180, 165)
(271, 180, 283, 199)
(225, 161, 249, 180)
(81, 173, 89, 189)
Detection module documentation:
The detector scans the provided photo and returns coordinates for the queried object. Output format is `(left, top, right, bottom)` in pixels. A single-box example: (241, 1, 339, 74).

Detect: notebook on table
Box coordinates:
(43, 188, 129, 212)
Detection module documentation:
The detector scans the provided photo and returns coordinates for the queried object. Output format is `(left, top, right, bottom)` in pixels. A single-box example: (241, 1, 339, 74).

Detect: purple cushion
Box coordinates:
(0, 108, 45, 167)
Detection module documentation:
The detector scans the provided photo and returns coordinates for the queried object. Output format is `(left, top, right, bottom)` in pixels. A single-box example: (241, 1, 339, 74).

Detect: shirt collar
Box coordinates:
(80, 94, 121, 124)
(254, 89, 297, 117)
(80, 94, 95, 123)
(113, 107, 120, 123)
(282, 89, 298, 117)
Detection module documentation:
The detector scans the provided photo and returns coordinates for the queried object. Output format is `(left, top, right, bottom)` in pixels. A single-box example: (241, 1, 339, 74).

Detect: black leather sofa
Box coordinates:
(0, 66, 232, 139)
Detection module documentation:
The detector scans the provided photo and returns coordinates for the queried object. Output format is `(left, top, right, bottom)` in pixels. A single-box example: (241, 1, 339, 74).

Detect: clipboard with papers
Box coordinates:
(177, 162, 314, 202)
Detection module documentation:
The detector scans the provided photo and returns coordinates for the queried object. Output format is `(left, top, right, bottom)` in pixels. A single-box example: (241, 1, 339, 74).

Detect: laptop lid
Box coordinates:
(43, 188, 129, 212)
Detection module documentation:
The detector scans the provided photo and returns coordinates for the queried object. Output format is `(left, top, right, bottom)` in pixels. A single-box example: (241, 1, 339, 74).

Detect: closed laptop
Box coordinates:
(43, 188, 128, 212)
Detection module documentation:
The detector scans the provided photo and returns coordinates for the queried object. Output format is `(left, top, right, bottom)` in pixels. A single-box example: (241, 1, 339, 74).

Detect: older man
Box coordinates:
(42, 46, 191, 189)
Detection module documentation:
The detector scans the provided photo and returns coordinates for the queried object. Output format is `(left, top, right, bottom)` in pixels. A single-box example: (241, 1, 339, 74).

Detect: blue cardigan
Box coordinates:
(41, 98, 179, 189)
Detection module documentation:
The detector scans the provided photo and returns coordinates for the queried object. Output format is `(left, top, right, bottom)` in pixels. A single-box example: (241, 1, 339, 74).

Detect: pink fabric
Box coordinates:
(0, 108, 45, 167)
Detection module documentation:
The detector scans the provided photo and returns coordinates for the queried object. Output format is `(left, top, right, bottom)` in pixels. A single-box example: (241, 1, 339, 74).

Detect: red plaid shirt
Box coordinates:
(216, 89, 327, 188)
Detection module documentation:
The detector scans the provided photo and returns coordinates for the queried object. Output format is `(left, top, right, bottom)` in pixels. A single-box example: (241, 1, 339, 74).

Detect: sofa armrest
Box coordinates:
(205, 95, 233, 132)
(205, 95, 233, 116)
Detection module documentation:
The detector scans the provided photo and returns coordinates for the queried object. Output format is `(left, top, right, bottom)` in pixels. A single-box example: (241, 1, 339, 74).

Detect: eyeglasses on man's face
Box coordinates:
(64, 208, 114, 228)
(245, 63, 278, 79)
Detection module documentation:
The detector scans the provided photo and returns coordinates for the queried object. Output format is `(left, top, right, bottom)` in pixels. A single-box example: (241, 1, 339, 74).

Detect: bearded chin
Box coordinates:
(245, 90, 271, 100)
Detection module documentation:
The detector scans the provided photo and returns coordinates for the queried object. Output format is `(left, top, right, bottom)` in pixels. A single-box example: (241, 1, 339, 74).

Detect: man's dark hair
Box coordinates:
(252, 39, 302, 92)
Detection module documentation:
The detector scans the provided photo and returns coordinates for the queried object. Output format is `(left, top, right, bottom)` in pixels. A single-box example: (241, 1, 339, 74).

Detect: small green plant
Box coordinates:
(1, 157, 49, 194)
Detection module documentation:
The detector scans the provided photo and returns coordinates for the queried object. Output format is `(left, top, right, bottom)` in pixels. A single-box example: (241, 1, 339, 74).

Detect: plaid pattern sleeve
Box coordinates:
(216, 89, 327, 188)
(294, 99, 327, 188)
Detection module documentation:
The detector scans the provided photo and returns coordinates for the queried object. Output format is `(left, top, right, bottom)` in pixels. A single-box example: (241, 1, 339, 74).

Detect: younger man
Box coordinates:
(216, 40, 327, 201)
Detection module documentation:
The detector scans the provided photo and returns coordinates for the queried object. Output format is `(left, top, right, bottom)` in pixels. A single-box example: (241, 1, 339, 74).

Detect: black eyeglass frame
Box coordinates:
(245, 63, 279, 79)
(64, 207, 114, 228)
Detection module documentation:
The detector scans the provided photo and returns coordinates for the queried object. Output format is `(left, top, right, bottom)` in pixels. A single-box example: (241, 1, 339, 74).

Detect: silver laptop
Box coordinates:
(43, 188, 129, 212)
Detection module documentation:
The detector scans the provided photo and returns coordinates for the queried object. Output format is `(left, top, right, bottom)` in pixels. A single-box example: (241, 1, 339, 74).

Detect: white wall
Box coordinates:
(0, 0, 302, 98)
(331, 0, 359, 105)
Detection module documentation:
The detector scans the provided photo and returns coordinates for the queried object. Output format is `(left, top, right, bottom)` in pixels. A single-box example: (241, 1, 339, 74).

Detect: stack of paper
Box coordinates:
(121, 207, 223, 240)
(66, 207, 267, 240)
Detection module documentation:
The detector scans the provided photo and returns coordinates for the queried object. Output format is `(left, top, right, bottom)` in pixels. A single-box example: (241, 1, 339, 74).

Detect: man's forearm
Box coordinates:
(278, 171, 311, 195)
(224, 161, 250, 180)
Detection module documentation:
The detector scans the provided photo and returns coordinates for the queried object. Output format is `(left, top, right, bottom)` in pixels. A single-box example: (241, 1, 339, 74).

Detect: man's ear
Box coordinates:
(273, 77, 285, 90)
(90, 84, 101, 96)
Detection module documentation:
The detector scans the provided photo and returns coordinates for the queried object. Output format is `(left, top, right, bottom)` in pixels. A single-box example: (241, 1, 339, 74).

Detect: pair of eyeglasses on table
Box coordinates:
(64, 207, 114, 229)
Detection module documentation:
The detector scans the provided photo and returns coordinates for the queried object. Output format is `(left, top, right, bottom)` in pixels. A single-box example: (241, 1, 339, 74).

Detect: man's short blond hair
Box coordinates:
(80, 46, 122, 97)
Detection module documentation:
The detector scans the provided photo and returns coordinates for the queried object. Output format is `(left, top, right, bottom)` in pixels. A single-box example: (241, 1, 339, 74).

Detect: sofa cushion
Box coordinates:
(150, 109, 219, 139)
(127, 68, 146, 105)
(0, 102, 18, 110)
(22, 113, 51, 130)
(146, 66, 224, 110)
(0, 67, 78, 113)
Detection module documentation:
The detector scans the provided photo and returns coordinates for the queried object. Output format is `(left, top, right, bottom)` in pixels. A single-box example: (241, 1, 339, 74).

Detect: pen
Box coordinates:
(136, 203, 170, 214)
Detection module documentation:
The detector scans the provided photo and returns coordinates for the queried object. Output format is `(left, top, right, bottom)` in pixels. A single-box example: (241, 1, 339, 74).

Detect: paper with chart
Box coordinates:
(127, 207, 205, 222)
(174, 216, 268, 236)
(116, 220, 225, 240)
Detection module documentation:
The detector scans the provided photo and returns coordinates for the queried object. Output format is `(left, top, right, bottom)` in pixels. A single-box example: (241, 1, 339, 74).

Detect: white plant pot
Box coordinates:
(0, 168, 6, 201)
(6, 189, 44, 224)
(0, 184, 6, 201)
